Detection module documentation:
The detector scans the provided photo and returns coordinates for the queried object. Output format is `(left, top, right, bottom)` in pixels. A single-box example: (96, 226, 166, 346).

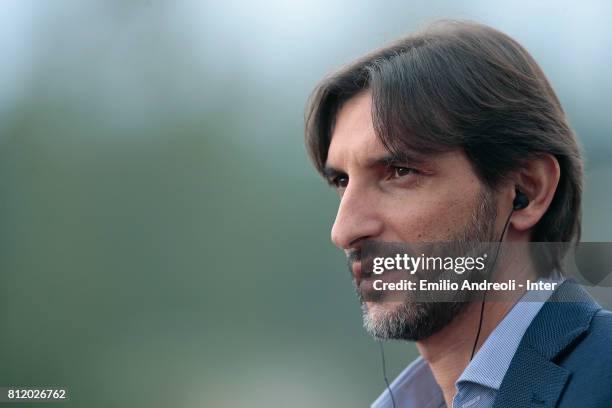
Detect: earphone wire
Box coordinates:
(469, 207, 515, 361)
(378, 340, 397, 408)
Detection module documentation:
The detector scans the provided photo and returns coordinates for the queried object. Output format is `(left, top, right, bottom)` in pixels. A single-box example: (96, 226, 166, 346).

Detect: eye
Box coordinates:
(391, 166, 418, 179)
(331, 175, 349, 189)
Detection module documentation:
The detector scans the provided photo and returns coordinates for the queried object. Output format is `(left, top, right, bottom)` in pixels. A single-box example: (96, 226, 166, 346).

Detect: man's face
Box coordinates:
(324, 91, 498, 340)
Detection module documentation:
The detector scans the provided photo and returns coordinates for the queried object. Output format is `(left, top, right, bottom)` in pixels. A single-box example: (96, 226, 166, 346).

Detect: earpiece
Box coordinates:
(512, 189, 529, 211)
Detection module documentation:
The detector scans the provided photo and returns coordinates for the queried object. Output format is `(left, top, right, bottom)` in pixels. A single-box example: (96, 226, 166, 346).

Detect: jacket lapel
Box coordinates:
(493, 281, 601, 408)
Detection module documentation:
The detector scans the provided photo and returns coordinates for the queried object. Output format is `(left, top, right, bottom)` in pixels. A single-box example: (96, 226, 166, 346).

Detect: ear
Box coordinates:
(511, 154, 560, 232)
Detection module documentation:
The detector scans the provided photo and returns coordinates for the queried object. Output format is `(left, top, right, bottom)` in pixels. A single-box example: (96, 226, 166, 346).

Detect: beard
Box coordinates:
(359, 188, 498, 341)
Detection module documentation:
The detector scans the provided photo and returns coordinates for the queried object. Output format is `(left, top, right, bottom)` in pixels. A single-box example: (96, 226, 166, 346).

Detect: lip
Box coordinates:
(358, 269, 414, 303)
(352, 261, 362, 285)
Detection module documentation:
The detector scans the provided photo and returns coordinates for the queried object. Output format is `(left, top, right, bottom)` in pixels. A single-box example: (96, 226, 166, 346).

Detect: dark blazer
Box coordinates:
(494, 280, 612, 408)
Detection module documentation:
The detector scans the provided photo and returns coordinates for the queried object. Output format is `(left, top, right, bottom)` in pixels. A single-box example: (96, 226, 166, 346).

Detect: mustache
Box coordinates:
(346, 249, 360, 274)
(346, 240, 392, 262)
(346, 241, 383, 280)
(346, 248, 361, 266)
(346, 248, 367, 281)
(345, 240, 451, 281)
(346, 239, 403, 264)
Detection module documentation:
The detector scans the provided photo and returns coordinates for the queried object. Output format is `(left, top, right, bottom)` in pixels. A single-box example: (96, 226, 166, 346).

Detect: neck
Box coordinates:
(418, 241, 536, 407)
(416, 299, 517, 407)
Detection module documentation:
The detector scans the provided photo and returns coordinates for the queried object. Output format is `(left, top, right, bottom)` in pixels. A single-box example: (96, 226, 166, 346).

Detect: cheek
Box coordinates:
(384, 193, 478, 242)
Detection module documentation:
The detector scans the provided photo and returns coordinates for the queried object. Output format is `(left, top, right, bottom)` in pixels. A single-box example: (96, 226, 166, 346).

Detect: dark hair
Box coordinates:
(304, 20, 583, 274)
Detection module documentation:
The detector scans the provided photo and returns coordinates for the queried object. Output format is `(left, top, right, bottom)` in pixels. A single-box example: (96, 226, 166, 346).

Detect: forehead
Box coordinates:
(326, 91, 388, 168)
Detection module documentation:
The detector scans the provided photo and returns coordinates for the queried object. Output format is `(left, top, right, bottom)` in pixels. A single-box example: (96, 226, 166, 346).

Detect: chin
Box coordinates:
(362, 299, 468, 341)
(363, 301, 403, 319)
(361, 301, 418, 340)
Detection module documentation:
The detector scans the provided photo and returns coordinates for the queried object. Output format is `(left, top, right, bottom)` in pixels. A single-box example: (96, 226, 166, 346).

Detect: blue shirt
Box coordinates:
(371, 280, 560, 408)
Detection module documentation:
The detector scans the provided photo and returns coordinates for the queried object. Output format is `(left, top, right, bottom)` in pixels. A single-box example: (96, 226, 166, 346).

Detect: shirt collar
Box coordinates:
(455, 276, 561, 391)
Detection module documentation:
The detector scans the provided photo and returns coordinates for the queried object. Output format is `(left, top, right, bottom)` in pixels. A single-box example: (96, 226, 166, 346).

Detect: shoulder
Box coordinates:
(560, 307, 612, 377)
(581, 308, 612, 353)
(591, 308, 612, 326)
(556, 308, 612, 406)
(582, 308, 612, 348)
(564, 308, 612, 361)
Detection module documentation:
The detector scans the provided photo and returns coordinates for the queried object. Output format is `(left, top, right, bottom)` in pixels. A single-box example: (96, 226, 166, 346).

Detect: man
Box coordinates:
(304, 21, 612, 407)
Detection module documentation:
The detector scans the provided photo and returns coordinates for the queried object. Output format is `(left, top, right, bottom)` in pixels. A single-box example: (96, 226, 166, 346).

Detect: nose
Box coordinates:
(331, 185, 384, 250)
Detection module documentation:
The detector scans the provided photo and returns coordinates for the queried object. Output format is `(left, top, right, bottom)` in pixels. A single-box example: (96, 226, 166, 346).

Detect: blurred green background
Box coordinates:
(0, 1, 611, 407)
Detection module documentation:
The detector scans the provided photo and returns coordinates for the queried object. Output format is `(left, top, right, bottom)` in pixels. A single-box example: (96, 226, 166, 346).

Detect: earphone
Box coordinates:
(379, 188, 529, 408)
(513, 189, 529, 211)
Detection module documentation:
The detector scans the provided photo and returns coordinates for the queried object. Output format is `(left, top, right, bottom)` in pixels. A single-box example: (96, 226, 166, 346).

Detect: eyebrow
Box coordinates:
(322, 166, 343, 179)
(322, 151, 425, 178)
(371, 152, 425, 167)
